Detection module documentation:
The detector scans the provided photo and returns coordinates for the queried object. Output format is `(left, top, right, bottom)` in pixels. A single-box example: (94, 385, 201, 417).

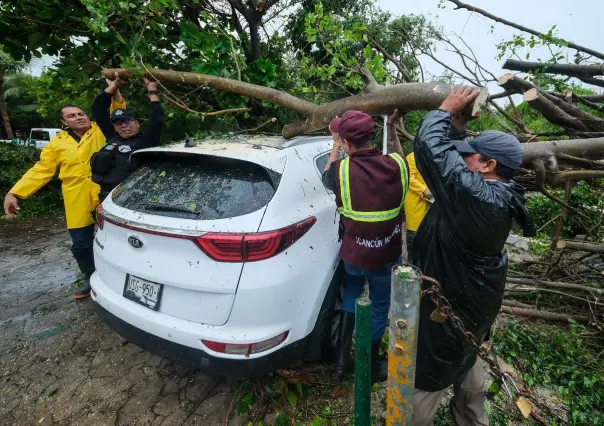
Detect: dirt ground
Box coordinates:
(0, 217, 249, 426)
(0, 217, 540, 426)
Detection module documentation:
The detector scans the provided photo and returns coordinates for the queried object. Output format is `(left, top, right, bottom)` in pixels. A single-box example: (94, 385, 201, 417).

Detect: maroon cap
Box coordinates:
(337, 110, 375, 143)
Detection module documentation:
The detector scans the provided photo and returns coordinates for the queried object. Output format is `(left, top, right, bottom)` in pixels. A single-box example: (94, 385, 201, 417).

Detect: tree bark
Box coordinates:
(500, 306, 588, 323)
(556, 240, 604, 254)
(499, 74, 604, 131)
(550, 92, 604, 103)
(507, 276, 604, 295)
(0, 73, 14, 140)
(501, 299, 534, 309)
(447, 0, 604, 61)
(524, 88, 591, 132)
(102, 67, 489, 138)
(521, 136, 604, 168)
(503, 59, 604, 77)
(546, 181, 571, 264)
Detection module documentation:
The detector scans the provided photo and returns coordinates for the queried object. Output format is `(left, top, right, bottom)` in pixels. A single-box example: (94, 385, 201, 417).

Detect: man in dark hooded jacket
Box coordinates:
(412, 87, 536, 425)
(90, 74, 164, 201)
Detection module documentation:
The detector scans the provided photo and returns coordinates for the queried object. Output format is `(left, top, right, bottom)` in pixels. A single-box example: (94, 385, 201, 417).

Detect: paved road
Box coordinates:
(0, 217, 243, 426)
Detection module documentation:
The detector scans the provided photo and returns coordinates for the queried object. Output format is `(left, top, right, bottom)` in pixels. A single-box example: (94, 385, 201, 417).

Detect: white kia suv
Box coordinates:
(91, 135, 345, 377)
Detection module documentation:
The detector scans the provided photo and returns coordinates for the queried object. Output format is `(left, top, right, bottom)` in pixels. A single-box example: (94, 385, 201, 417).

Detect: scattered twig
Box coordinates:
(500, 305, 589, 322)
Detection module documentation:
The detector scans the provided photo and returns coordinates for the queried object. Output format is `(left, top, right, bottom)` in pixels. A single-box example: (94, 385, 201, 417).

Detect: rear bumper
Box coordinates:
(94, 301, 313, 377)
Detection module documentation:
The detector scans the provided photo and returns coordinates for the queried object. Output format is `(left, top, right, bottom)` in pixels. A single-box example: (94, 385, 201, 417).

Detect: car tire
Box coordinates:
(319, 262, 346, 362)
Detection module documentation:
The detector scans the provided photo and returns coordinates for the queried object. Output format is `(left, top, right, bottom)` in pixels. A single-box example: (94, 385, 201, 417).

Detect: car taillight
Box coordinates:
(196, 217, 316, 262)
(95, 204, 105, 230)
(202, 331, 288, 356)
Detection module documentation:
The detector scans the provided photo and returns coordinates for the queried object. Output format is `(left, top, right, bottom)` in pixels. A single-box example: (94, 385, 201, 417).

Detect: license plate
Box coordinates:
(123, 275, 163, 310)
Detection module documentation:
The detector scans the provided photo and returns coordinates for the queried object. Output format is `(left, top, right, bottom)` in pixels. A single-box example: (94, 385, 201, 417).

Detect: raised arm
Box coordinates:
(142, 78, 164, 148)
(386, 109, 404, 158)
(91, 74, 128, 138)
(413, 87, 487, 208)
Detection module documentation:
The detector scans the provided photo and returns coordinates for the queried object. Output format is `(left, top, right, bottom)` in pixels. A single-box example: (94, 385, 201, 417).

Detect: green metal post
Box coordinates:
(354, 297, 372, 426)
(386, 265, 422, 426)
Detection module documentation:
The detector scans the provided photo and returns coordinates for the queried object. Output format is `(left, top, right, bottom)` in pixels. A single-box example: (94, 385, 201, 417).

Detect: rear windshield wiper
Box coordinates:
(140, 203, 200, 216)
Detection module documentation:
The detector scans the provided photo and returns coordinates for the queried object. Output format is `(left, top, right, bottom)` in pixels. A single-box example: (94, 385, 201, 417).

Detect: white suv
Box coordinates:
(91, 135, 345, 377)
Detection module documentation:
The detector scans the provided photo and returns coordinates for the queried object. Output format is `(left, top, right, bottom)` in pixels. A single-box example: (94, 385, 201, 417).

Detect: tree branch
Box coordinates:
(503, 59, 604, 77)
(102, 67, 488, 138)
(507, 276, 604, 295)
(370, 40, 413, 82)
(533, 159, 588, 218)
(557, 240, 604, 254)
(524, 88, 591, 132)
(500, 306, 588, 323)
(447, 0, 604, 61)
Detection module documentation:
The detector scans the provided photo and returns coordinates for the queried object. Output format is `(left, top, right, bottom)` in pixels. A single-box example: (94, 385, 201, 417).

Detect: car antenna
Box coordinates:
(184, 134, 196, 148)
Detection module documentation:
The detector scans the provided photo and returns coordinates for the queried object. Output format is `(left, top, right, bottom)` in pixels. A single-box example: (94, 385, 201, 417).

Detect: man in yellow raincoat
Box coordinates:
(3, 85, 126, 300)
(403, 151, 433, 262)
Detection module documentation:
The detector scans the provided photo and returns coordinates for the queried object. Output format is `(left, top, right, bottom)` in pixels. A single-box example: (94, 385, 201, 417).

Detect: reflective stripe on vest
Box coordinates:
(338, 153, 409, 223)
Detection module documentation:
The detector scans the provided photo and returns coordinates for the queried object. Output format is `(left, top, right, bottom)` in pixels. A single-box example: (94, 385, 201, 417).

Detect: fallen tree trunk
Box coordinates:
(499, 74, 604, 131)
(500, 306, 588, 323)
(504, 59, 604, 78)
(507, 277, 604, 295)
(502, 299, 534, 309)
(99, 68, 604, 172)
(524, 88, 591, 131)
(556, 240, 604, 254)
(102, 67, 488, 139)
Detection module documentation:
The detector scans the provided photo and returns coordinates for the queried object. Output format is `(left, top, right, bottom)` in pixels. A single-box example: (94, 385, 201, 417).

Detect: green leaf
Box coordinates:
(287, 390, 298, 409)
(295, 382, 304, 397)
(159, 171, 166, 177)
(237, 391, 253, 414)
(155, 15, 170, 24)
(28, 32, 47, 47)
(115, 32, 127, 45)
(311, 417, 323, 426)
(37, 9, 59, 19)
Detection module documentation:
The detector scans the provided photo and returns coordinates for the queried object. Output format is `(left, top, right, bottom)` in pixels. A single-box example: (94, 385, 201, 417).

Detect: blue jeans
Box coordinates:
(343, 258, 401, 340)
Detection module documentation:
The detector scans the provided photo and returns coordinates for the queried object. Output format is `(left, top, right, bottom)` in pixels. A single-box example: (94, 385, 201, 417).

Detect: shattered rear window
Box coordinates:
(112, 155, 280, 220)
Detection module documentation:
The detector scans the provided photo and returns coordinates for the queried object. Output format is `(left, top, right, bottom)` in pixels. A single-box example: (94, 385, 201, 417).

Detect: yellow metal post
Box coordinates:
(386, 265, 422, 426)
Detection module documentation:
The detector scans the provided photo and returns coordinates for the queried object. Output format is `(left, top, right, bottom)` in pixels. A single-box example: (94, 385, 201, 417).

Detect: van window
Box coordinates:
(30, 130, 50, 141)
(112, 155, 281, 220)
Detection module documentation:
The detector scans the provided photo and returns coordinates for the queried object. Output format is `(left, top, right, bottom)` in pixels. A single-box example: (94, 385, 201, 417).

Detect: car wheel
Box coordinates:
(320, 265, 345, 362)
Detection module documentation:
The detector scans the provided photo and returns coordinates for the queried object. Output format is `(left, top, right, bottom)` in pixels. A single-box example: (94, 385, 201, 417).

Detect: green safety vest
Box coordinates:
(338, 152, 409, 223)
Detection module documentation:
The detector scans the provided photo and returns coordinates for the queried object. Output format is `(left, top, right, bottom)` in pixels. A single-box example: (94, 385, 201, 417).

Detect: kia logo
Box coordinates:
(128, 236, 144, 248)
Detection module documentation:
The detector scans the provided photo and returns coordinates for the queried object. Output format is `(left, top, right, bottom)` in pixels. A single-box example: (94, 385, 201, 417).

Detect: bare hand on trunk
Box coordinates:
(439, 86, 480, 117)
(387, 109, 400, 126)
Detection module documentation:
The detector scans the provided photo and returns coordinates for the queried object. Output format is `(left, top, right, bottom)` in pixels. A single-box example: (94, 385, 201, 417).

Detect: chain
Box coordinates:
(420, 275, 565, 425)
(420, 275, 506, 381)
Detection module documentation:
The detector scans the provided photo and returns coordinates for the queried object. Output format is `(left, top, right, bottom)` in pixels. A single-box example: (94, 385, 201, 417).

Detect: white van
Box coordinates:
(29, 128, 61, 149)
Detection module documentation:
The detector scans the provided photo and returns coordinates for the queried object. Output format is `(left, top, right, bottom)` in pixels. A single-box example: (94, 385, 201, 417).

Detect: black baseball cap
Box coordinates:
(110, 109, 136, 123)
(453, 131, 523, 170)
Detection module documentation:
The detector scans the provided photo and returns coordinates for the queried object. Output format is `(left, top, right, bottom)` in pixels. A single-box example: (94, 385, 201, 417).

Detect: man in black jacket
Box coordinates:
(90, 74, 164, 201)
(412, 87, 535, 426)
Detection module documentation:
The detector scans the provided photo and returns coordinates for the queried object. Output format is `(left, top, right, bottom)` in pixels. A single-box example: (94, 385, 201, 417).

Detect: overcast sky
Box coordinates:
(378, 0, 604, 95)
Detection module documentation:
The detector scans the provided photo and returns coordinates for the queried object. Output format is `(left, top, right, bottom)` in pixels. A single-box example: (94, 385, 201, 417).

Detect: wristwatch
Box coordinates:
(148, 90, 159, 95)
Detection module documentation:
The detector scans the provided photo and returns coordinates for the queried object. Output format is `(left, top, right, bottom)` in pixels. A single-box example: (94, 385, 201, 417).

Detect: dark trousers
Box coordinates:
(406, 230, 416, 264)
(68, 225, 96, 276)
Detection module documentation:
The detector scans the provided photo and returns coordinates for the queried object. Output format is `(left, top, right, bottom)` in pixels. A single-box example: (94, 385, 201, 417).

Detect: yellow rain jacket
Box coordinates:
(10, 98, 126, 229)
(403, 152, 431, 232)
